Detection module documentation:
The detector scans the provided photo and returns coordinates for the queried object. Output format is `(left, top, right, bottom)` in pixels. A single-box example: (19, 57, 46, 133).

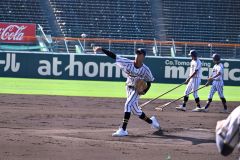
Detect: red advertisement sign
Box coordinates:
(0, 22, 36, 43)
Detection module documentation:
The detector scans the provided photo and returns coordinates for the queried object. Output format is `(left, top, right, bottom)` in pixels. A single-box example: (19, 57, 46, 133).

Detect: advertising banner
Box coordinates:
(0, 52, 239, 86)
(0, 22, 36, 43)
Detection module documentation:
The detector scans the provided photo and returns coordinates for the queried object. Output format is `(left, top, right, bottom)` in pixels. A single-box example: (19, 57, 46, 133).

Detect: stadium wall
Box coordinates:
(0, 52, 239, 86)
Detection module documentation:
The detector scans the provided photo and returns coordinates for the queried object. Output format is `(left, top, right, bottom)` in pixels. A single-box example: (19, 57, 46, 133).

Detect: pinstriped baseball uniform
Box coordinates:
(208, 63, 225, 99)
(184, 58, 202, 98)
(216, 106, 240, 156)
(116, 56, 154, 116)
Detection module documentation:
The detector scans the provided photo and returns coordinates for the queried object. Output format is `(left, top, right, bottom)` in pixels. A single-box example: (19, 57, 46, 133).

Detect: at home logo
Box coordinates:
(38, 54, 127, 78)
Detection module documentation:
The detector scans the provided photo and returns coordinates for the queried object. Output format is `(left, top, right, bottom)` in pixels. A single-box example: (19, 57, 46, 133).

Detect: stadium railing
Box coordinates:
(1, 36, 240, 59)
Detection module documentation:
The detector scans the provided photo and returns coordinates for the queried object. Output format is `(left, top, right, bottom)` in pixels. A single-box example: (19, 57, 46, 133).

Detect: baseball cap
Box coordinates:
(212, 53, 220, 61)
(136, 48, 146, 56)
(188, 50, 197, 57)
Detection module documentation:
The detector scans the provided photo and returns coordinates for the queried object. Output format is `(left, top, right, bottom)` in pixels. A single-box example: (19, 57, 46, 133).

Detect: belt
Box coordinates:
(127, 86, 135, 89)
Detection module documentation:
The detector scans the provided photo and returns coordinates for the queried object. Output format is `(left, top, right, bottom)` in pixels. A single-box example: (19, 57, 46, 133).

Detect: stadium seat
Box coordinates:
(161, 0, 240, 58)
(0, 0, 239, 57)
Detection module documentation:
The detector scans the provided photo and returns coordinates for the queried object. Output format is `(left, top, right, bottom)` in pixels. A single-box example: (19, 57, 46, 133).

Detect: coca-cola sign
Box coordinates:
(0, 22, 36, 43)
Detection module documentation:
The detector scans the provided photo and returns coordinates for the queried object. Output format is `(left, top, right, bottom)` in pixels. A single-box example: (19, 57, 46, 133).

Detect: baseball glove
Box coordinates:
(135, 79, 147, 95)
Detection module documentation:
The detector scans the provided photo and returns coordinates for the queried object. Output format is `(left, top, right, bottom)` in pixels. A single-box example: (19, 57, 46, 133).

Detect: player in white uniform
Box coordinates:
(176, 50, 202, 112)
(201, 54, 228, 113)
(215, 105, 240, 157)
(93, 47, 160, 137)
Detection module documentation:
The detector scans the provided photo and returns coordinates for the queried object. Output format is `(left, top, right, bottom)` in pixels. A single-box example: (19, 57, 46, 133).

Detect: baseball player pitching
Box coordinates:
(215, 105, 240, 157)
(200, 53, 228, 113)
(176, 50, 202, 112)
(93, 47, 160, 137)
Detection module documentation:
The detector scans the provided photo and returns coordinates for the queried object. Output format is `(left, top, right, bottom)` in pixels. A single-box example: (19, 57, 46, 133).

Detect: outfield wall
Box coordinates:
(0, 52, 239, 86)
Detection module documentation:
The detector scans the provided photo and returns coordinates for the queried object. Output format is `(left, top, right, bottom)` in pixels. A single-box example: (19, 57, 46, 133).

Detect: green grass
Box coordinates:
(0, 77, 239, 101)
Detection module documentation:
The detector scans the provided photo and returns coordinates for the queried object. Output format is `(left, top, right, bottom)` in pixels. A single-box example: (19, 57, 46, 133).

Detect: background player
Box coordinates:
(201, 54, 228, 113)
(93, 46, 160, 137)
(202, 54, 228, 112)
(215, 105, 240, 157)
(176, 50, 202, 112)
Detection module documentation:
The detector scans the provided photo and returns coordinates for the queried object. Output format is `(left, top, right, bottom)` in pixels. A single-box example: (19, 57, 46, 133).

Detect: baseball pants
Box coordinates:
(125, 86, 142, 116)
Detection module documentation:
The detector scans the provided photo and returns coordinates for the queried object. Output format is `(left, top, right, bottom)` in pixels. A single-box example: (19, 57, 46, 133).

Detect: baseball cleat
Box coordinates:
(201, 107, 209, 112)
(150, 116, 160, 129)
(192, 107, 203, 112)
(112, 128, 128, 137)
(176, 105, 186, 111)
(219, 109, 229, 114)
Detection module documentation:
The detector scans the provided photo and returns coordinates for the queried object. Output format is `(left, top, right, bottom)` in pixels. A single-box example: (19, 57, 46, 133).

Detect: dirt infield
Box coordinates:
(0, 94, 239, 160)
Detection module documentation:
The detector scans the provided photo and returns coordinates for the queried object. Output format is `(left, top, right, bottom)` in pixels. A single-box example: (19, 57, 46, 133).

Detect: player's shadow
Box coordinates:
(152, 129, 215, 145)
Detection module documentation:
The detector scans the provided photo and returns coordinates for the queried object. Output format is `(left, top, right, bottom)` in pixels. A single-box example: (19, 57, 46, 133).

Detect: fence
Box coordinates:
(1, 35, 240, 59)
(51, 37, 240, 59)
